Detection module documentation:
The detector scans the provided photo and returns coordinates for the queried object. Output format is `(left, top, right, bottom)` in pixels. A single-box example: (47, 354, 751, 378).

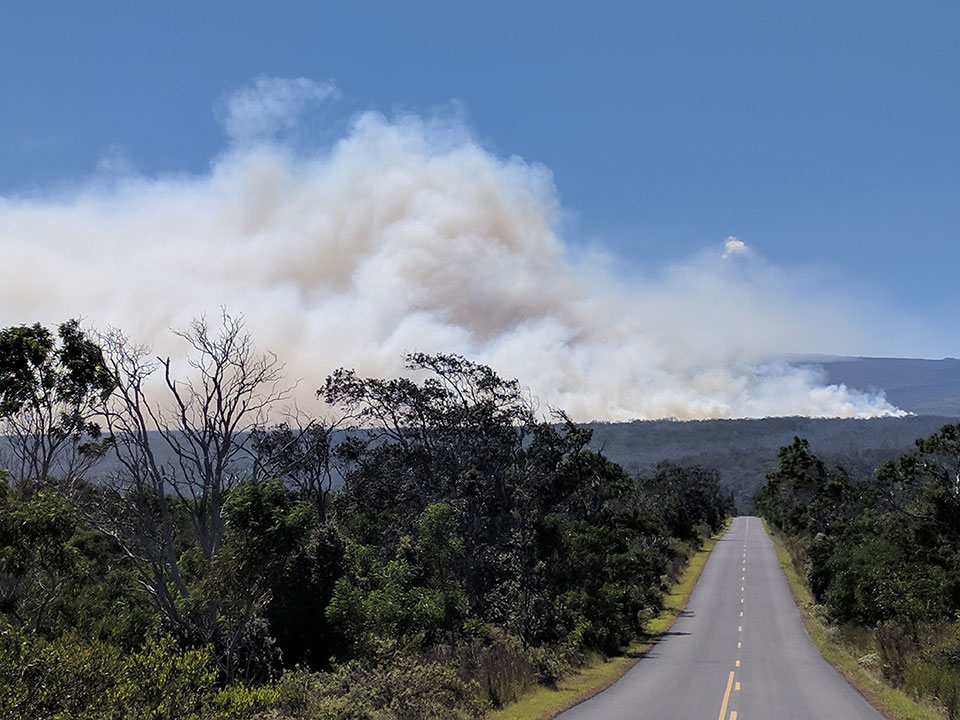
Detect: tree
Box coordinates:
(0, 320, 114, 494)
(210, 478, 313, 680)
(250, 419, 338, 521)
(875, 422, 960, 545)
(321, 352, 541, 639)
(755, 429, 960, 627)
(754, 436, 856, 536)
(95, 311, 291, 680)
(0, 486, 80, 632)
(639, 461, 734, 541)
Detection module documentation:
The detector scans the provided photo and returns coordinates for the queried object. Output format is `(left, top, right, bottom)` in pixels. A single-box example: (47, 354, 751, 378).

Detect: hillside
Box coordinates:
(796, 355, 960, 416)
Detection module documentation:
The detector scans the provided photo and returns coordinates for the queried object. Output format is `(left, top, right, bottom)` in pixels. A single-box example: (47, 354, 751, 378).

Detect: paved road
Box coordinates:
(556, 516, 886, 720)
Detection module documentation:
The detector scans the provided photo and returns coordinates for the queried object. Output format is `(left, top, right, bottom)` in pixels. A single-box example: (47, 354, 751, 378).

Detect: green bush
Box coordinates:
(0, 626, 277, 720)
(276, 654, 489, 720)
(0, 625, 119, 719)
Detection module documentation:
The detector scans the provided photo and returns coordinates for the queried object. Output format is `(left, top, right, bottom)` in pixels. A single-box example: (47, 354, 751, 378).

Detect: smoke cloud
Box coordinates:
(0, 78, 903, 420)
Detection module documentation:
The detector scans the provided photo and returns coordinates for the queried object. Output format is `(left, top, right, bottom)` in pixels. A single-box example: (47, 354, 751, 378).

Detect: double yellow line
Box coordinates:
(717, 671, 737, 720)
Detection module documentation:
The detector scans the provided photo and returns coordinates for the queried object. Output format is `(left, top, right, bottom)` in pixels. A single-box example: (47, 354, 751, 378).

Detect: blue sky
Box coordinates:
(3, 2, 956, 292)
(0, 2, 957, 419)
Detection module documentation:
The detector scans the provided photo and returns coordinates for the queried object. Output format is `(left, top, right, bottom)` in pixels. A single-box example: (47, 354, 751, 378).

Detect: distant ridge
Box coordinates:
(793, 356, 960, 416)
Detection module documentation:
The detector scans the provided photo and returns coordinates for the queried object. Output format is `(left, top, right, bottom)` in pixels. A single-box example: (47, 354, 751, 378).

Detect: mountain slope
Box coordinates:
(798, 356, 960, 416)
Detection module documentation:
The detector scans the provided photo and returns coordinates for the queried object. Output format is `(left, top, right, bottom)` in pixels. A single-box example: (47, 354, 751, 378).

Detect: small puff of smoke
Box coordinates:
(722, 236, 748, 259)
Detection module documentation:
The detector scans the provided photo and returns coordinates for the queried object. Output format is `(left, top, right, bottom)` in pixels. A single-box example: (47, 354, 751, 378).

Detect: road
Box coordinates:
(556, 516, 886, 720)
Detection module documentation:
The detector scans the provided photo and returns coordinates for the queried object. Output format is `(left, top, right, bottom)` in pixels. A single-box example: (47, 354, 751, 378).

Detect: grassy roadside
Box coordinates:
(763, 519, 943, 720)
(485, 519, 731, 720)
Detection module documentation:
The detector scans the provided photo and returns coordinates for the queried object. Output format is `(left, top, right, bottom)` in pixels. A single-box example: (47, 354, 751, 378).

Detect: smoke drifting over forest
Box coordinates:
(0, 78, 904, 420)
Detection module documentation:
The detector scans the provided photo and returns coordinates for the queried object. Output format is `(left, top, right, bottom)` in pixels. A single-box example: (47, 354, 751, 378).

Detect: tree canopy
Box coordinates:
(0, 322, 735, 719)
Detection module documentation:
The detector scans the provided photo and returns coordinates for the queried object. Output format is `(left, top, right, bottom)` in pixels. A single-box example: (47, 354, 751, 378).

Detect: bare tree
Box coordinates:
(94, 311, 290, 679)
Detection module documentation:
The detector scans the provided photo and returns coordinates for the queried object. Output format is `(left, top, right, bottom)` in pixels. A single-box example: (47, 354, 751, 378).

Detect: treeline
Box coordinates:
(0, 315, 734, 720)
(756, 430, 960, 719)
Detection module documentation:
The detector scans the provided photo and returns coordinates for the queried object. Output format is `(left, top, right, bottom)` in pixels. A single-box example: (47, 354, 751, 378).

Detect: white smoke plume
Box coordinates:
(0, 78, 903, 420)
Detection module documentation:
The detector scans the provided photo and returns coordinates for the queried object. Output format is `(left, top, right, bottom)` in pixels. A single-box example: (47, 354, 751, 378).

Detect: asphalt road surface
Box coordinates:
(556, 516, 886, 720)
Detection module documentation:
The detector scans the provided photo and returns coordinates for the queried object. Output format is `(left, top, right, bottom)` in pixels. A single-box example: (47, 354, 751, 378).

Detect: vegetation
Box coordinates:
(756, 430, 960, 720)
(588, 415, 958, 511)
(0, 316, 734, 719)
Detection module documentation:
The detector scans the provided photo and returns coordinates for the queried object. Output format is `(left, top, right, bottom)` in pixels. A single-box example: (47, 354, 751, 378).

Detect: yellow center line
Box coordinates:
(736, 660, 741, 667)
(738, 641, 742, 648)
(731, 712, 738, 720)
(716, 670, 736, 720)
(735, 681, 741, 691)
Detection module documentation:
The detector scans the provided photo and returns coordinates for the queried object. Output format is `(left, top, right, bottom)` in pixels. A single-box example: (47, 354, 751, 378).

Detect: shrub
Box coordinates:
(0, 625, 119, 719)
(876, 619, 917, 685)
(904, 659, 960, 720)
(276, 654, 489, 720)
(424, 631, 536, 708)
(0, 626, 278, 720)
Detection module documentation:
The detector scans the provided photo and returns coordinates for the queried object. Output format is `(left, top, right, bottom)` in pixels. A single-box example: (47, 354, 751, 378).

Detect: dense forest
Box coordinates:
(0, 316, 734, 720)
(588, 415, 959, 510)
(756, 428, 960, 718)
